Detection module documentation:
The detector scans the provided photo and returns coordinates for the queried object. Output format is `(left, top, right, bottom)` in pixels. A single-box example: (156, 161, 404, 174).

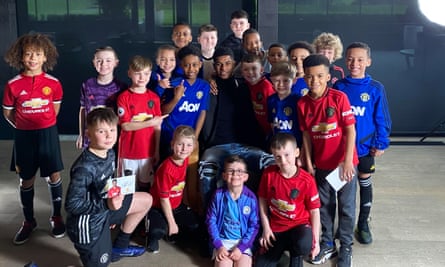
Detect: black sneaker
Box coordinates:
(13, 220, 37, 245)
(49, 216, 65, 238)
(147, 239, 160, 254)
(337, 246, 352, 267)
(355, 220, 372, 244)
(111, 245, 146, 262)
(310, 243, 337, 265)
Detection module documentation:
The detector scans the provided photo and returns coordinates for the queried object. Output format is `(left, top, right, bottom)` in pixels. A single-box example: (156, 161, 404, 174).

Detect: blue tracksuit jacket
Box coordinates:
(334, 74, 392, 157)
(206, 186, 259, 253)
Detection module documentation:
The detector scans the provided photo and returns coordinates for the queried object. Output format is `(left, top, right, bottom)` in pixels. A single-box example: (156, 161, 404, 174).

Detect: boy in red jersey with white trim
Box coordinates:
(3, 33, 66, 245)
(297, 54, 358, 267)
(256, 133, 320, 267)
(117, 55, 167, 191)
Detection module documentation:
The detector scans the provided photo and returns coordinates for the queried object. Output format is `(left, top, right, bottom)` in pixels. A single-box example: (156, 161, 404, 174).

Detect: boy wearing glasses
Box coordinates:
(206, 155, 259, 267)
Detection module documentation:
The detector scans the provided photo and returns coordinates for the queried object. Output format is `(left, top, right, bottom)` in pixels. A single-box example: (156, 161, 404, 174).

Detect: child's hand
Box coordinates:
(168, 221, 179, 236)
(75, 135, 83, 150)
(150, 114, 169, 127)
(310, 241, 320, 260)
(339, 161, 355, 182)
(174, 80, 186, 98)
(370, 148, 385, 157)
(229, 247, 242, 261)
(157, 74, 171, 89)
(209, 79, 218, 95)
(215, 247, 230, 262)
(259, 228, 276, 250)
(107, 193, 124, 210)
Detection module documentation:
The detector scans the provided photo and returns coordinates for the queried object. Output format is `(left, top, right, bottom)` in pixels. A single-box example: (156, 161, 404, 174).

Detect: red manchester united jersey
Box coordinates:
(297, 88, 358, 170)
(117, 89, 161, 159)
(247, 77, 275, 136)
(2, 73, 63, 130)
(258, 165, 320, 233)
(150, 157, 189, 209)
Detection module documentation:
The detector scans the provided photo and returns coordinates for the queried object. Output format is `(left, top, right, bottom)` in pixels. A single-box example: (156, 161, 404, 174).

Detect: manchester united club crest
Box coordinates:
(360, 93, 370, 102)
(290, 188, 299, 199)
(42, 86, 52, 96)
(147, 100, 154, 108)
(284, 107, 292, 116)
(256, 92, 264, 101)
(326, 106, 335, 118)
(196, 91, 203, 99)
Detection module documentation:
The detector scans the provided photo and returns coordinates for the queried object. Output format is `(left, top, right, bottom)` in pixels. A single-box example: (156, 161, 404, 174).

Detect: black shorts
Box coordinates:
(75, 194, 133, 267)
(357, 155, 376, 174)
(12, 125, 64, 180)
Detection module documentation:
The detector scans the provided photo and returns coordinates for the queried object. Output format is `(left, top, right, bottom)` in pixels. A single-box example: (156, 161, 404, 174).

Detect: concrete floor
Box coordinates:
(0, 137, 444, 267)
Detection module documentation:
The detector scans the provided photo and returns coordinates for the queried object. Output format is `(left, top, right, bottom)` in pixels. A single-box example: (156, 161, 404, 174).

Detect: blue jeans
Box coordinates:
(198, 143, 274, 207)
(315, 168, 357, 248)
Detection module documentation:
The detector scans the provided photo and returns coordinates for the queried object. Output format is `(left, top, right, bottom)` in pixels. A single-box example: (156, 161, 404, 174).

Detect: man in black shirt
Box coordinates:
(199, 47, 274, 206)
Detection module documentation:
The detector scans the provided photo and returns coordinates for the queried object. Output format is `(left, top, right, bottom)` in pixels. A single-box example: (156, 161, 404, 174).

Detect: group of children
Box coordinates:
(2, 8, 391, 267)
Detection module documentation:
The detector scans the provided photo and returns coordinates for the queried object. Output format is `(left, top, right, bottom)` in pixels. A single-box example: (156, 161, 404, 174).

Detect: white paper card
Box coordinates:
(102, 175, 135, 198)
(325, 167, 346, 192)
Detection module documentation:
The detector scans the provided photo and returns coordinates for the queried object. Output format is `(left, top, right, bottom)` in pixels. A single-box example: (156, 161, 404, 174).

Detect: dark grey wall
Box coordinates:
(1, 0, 444, 138)
(0, 0, 17, 139)
(256, 2, 445, 136)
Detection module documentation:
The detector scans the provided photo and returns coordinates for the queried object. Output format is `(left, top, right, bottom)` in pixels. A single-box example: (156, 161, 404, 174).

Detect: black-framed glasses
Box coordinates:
(224, 169, 248, 175)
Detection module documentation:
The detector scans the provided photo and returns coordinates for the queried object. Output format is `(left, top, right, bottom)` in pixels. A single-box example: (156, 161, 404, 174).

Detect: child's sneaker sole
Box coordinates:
(49, 216, 66, 238)
(310, 248, 337, 265)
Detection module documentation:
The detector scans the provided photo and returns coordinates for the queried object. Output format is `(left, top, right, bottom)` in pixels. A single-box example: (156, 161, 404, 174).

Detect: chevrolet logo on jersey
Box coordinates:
(22, 98, 49, 108)
(312, 122, 337, 133)
(171, 181, 185, 192)
(132, 113, 153, 122)
(271, 198, 295, 212)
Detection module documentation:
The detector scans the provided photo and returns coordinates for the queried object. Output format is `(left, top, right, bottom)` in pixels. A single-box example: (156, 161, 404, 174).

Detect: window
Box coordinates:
(27, 0, 68, 20)
(278, 0, 410, 15)
(190, 0, 210, 26)
(26, 0, 136, 20)
(154, 0, 175, 26)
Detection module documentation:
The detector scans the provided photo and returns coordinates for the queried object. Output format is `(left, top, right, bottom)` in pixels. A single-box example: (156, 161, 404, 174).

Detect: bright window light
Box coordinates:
(418, 0, 445, 26)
